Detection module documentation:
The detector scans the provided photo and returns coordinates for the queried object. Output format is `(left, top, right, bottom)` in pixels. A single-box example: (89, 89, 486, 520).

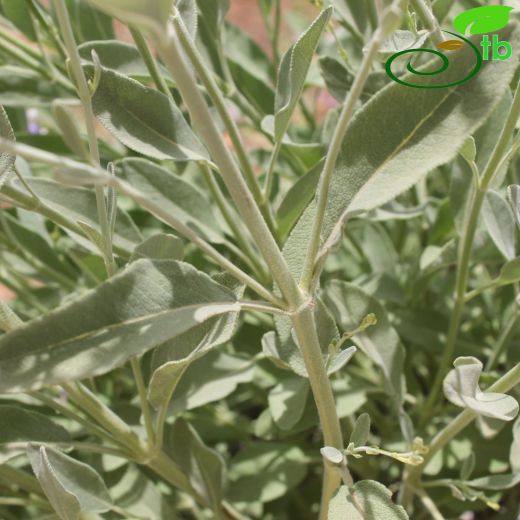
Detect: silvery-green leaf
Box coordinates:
(284, 25, 520, 282)
(119, 159, 223, 243)
(460, 452, 476, 481)
(320, 446, 344, 465)
(177, 0, 198, 40)
(498, 257, 520, 284)
(167, 419, 225, 512)
(3, 177, 141, 258)
(83, 0, 173, 35)
(51, 101, 89, 161)
(0, 405, 71, 445)
(149, 275, 243, 410)
(327, 345, 357, 375)
(84, 64, 208, 162)
(164, 351, 254, 415)
(482, 190, 516, 260)
(268, 377, 310, 431)
(274, 8, 332, 141)
(325, 281, 406, 406)
(228, 443, 307, 504)
(328, 481, 408, 519)
(459, 137, 477, 162)
(443, 357, 519, 421)
(510, 416, 520, 472)
(78, 41, 172, 82)
(366, 30, 428, 58)
(196, 0, 229, 40)
(507, 184, 520, 229)
(27, 445, 112, 518)
(466, 472, 520, 490)
(349, 413, 371, 447)
(0, 104, 15, 189)
(0, 260, 240, 393)
(130, 234, 184, 262)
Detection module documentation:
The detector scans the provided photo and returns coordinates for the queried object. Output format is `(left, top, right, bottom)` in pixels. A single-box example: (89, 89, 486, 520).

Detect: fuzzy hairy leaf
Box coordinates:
(0, 104, 14, 189)
(0, 405, 71, 445)
(0, 260, 240, 393)
(27, 445, 112, 518)
(328, 481, 408, 519)
(274, 7, 332, 141)
(118, 158, 223, 243)
(284, 25, 520, 280)
(85, 64, 208, 161)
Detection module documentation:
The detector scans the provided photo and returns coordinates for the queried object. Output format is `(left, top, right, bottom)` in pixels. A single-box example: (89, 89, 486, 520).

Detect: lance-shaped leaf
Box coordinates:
(466, 472, 520, 490)
(443, 357, 519, 421)
(0, 259, 240, 393)
(84, 64, 208, 162)
(118, 158, 223, 243)
(0, 406, 71, 445)
(284, 25, 520, 280)
(482, 190, 516, 260)
(79, 41, 172, 82)
(4, 177, 141, 258)
(167, 419, 226, 511)
(349, 413, 371, 447)
(28, 445, 112, 519)
(325, 281, 406, 406)
(0, 105, 15, 189)
(274, 7, 332, 142)
(83, 0, 173, 35)
(328, 481, 408, 519)
(130, 233, 184, 262)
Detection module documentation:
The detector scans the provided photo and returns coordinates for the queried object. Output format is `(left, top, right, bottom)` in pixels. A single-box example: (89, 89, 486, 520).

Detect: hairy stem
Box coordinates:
(172, 12, 278, 239)
(410, 0, 445, 44)
(53, 0, 114, 277)
(158, 21, 300, 306)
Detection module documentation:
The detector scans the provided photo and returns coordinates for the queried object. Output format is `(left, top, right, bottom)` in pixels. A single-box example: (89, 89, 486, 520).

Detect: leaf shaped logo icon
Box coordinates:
(453, 5, 513, 36)
(437, 39, 465, 51)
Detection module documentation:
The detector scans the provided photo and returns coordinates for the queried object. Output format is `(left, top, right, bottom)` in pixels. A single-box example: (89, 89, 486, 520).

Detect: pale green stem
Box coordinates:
(410, 0, 445, 44)
(423, 78, 520, 420)
(53, 0, 114, 277)
(300, 9, 398, 291)
(292, 304, 350, 519)
(416, 487, 446, 520)
(403, 362, 520, 507)
(158, 21, 301, 306)
(130, 358, 156, 447)
(171, 12, 279, 240)
(263, 139, 283, 201)
(129, 27, 172, 100)
(200, 162, 270, 282)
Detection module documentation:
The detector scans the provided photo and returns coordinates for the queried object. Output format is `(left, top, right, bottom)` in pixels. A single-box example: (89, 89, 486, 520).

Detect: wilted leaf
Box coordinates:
(443, 357, 519, 420)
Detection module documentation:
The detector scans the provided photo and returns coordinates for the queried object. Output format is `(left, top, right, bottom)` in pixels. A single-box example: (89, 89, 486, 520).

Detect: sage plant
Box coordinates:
(0, 0, 519, 518)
